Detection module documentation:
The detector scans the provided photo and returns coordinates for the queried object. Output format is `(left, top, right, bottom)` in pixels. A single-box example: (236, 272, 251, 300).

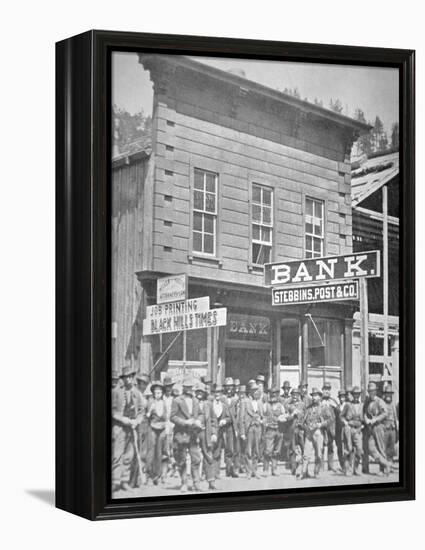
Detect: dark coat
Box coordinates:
(170, 394, 202, 444)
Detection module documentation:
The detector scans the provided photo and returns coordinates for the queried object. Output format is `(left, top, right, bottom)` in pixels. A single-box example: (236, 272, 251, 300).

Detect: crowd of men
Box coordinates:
(112, 366, 399, 494)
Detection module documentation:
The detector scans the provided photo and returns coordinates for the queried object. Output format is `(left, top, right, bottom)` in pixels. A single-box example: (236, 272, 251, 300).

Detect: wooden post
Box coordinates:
(302, 315, 309, 384)
(211, 326, 218, 383)
(382, 184, 389, 381)
(359, 278, 369, 396)
(344, 319, 353, 388)
(273, 318, 281, 387)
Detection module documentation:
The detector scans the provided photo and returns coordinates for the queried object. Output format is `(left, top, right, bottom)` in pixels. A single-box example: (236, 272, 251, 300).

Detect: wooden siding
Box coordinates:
(111, 154, 153, 374)
(150, 93, 353, 286)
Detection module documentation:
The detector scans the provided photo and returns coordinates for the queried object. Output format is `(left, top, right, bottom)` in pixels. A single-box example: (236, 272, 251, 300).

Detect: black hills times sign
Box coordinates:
(264, 251, 380, 306)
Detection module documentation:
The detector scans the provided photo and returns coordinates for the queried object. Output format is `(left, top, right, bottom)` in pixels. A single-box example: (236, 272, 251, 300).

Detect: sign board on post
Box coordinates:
(264, 250, 380, 287)
(157, 273, 187, 304)
(272, 280, 359, 306)
(143, 307, 227, 336)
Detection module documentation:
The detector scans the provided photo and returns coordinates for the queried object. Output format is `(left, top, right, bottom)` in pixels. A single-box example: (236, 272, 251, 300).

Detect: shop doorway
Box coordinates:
(225, 347, 270, 385)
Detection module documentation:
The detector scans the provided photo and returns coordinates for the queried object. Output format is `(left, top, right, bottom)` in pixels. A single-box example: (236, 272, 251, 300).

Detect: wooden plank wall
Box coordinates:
(111, 154, 152, 375)
(150, 80, 353, 288)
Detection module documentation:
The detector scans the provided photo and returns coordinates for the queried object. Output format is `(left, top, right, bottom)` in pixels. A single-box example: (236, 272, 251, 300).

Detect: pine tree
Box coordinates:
(329, 98, 343, 113)
(391, 122, 399, 150)
(353, 107, 373, 156)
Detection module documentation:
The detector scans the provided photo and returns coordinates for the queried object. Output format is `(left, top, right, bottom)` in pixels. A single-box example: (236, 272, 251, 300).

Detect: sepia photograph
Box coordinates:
(110, 52, 400, 499)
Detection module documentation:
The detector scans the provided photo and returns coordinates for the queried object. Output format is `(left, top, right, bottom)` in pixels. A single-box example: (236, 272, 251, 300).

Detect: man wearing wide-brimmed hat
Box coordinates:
(364, 381, 390, 475)
(146, 381, 169, 485)
(170, 374, 203, 492)
(382, 383, 398, 469)
(211, 383, 229, 479)
(111, 364, 145, 492)
(320, 381, 338, 472)
(240, 381, 263, 479)
(263, 386, 287, 476)
(340, 386, 363, 475)
(194, 382, 218, 490)
(222, 377, 240, 478)
(301, 387, 327, 479)
(284, 387, 306, 478)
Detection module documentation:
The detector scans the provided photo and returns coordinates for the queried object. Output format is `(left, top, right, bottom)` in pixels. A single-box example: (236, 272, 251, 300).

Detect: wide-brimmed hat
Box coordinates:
(256, 374, 265, 383)
(136, 372, 150, 383)
(162, 375, 174, 386)
(233, 378, 241, 387)
(269, 386, 280, 394)
(248, 381, 259, 392)
(224, 377, 234, 386)
(238, 384, 246, 392)
(150, 381, 164, 393)
(120, 365, 136, 378)
(282, 380, 291, 389)
(194, 381, 207, 394)
(182, 375, 196, 387)
(291, 388, 300, 395)
(367, 381, 377, 391)
(337, 389, 346, 397)
(352, 386, 361, 394)
(214, 384, 224, 393)
(310, 387, 322, 396)
(383, 384, 394, 394)
(322, 381, 332, 390)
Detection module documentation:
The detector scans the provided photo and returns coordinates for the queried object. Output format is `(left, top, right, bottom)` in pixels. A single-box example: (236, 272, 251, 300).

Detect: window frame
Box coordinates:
(191, 167, 219, 257)
(250, 181, 274, 267)
(304, 196, 325, 259)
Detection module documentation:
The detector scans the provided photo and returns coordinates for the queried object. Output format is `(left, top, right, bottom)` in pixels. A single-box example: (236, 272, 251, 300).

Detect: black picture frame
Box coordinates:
(56, 30, 415, 520)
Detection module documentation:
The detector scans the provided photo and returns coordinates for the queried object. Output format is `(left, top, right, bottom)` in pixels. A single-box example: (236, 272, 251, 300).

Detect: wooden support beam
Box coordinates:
(359, 278, 369, 396)
(302, 316, 309, 384)
(383, 184, 389, 380)
(273, 318, 281, 387)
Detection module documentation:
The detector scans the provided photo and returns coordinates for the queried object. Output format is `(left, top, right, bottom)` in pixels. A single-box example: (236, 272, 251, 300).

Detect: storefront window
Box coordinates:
(280, 319, 299, 365)
(307, 317, 342, 367)
(160, 329, 208, 363)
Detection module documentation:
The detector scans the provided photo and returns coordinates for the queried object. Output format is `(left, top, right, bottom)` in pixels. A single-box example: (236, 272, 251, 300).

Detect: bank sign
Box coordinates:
(264, 251, 380, 287)
(272, 280, 359, 306)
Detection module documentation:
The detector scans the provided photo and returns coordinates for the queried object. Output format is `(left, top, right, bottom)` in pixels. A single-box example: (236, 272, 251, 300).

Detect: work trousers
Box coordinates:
(146, 427, 169, 482)
(173, 434, 201, 486)
(112, 424, 135, 487)
(302, 429, 324, 477)
(367, 425, 390, 471)
(342, 425, 363, 474)
(264, 428, 283, 474)
(245, 424, 262, 477)
(198, 431, 215, 483)
(383, 426, 397, 463)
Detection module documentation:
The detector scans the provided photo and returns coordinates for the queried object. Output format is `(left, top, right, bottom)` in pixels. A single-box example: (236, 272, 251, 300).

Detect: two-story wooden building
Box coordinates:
(112, 55, 370, 391)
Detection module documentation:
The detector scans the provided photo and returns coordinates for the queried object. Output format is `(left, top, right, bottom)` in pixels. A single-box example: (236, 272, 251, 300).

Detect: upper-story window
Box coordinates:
(305, 197, 324, 258)
(193, 168, 217, 255)
(252, 183, 273, 265)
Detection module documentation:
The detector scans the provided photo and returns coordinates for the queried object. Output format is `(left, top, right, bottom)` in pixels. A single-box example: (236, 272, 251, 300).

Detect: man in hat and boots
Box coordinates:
(334, 388, 347, 471)
(382, 384, 398, 470)
(285, 388, 306, 478)
(111, 365, 145, 492)
(240, 381, 264, 479)
(195, 382, 218, 490)
(170, 375, 203, 492)
(279, 381, 292, 468)
(321, 382, 338, 472)
(340, 386, 363, 476)
(301, 387, 327, 479)
(162, 375, 175, 478)
(280, 381, 292, 407)
(146, 381, 169, 485)
(263, 387, 287, 476)
(364, 381, 390, 476)
(222, 377, 240, 477)
(299, 382, 312, 408)
(212, 384, 229, 479)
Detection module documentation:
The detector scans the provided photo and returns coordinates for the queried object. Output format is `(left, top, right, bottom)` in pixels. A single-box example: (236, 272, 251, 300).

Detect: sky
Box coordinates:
(112, 52, 399, 134)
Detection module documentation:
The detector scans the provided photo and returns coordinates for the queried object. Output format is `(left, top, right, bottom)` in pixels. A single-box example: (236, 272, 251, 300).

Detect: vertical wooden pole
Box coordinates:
(359, 278, 369, 396)
(273, 318, 281, 387)
(217, 326, 226, 384)
(382, 184, 389, 381)
(344, 319, 353, 388)
(211, 327, 218, 383)
(302, 315, 309, 385)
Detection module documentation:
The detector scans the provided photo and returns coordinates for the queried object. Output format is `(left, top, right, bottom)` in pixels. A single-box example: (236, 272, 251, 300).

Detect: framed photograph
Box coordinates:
(56, 30, 415, 520)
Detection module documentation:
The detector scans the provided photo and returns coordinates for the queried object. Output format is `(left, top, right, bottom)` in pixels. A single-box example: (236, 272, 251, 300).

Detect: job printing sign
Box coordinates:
(143, 296, 227, 335)
(272, 280, 359, 306)
(264, 250, 380, 287)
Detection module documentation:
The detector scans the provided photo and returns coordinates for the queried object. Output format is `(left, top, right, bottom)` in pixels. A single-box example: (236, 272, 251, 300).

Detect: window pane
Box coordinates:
(205, 173, 216, 193)
(252, 204, 262, 221)
(306, 199, 313, 216)
(252, 243, 261, 264)
(193, 231, 202, 252)
(262, 188, 272, 206)
(252, 185, 261, 204)
(252, 243, 270, 265)
(252, 224, 260, 240)
(261, 226, 271, 243)
(262, 206, 271, 224)
(205, 192, 216, 213)
(204, 213, 214, 234)
(314, 237, 322, 254)
(306, 235, 312, 251)
(194, 190, 204, 210)
(204, 234, 214, 254)
(262, 246, 271, 264)
(306, 222, 313, 235)
(194, 170, 204, 190)
(193, 212, 202, 231)
(186, 329, 208, 361)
